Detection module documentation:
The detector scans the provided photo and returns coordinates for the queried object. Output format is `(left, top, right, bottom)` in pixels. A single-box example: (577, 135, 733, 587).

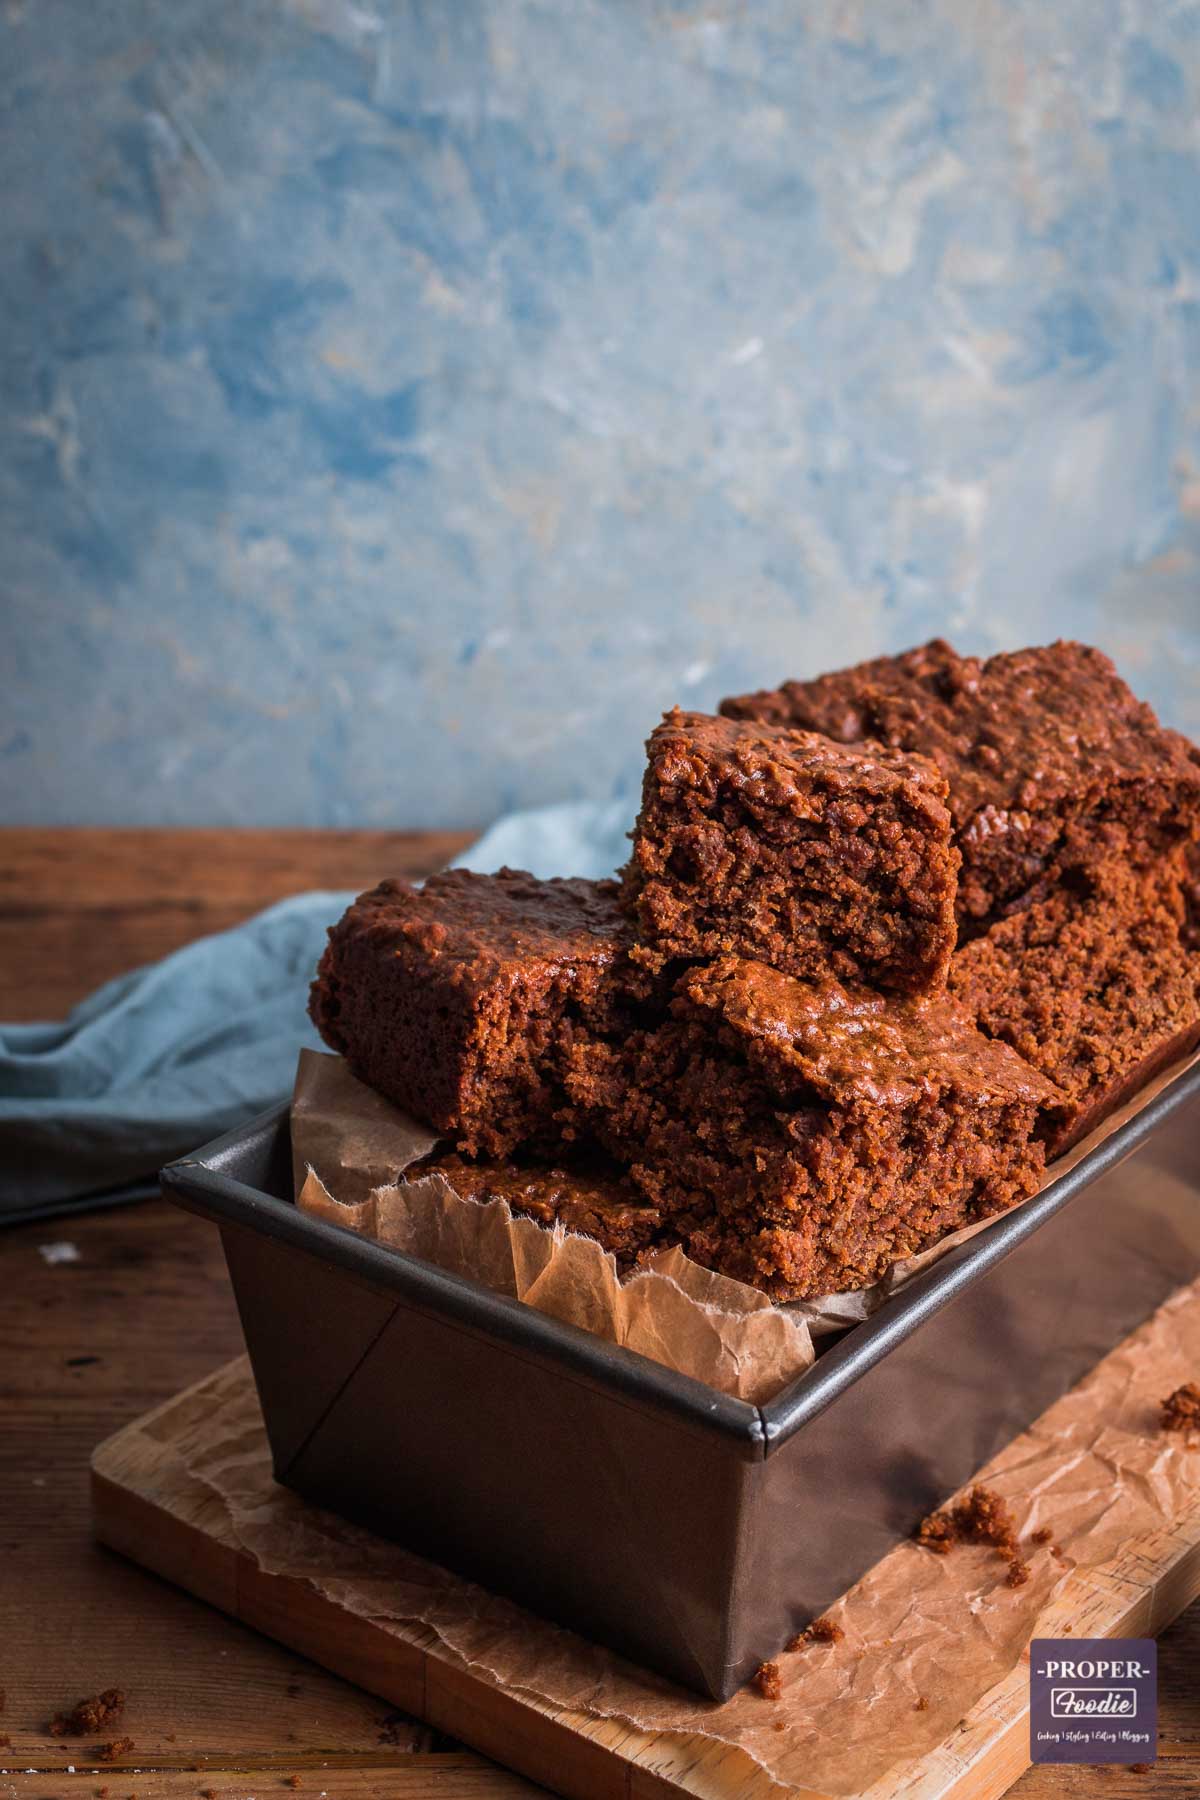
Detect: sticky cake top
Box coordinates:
(678, 956, 1062, 1110)
(643, 707, 951, 819)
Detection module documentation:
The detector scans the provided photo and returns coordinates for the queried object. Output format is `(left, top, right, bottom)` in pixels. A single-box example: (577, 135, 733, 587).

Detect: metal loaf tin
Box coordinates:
(161, 1061, 1200, 1702)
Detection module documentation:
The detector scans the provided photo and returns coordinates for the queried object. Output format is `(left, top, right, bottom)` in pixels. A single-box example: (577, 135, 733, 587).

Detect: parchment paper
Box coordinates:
(291, 1043, 1200, 1398)
(293, 1051, 814, 1404)
(161, 1277, 1200, 1797)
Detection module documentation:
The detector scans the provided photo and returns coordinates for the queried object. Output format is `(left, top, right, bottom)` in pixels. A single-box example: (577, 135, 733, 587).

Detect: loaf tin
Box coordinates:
(161, 1059, 1200, 1702)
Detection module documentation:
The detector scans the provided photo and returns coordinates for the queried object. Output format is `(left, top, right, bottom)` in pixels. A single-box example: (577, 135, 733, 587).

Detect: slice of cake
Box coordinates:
(310, 868, 645, 1158)
(950, 860, 1200, 1156)
(563, 957, 1060, 1298)
(721, 640, 1200, 926)
(621, 709, 958, 993)
(407, 1150, 663, 1267)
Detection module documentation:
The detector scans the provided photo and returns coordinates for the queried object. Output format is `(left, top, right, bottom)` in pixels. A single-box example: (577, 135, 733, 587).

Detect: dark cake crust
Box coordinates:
(721, 640, 1200, 926)
(622, 708, 958, 993)
(309, 868, 638, 1158)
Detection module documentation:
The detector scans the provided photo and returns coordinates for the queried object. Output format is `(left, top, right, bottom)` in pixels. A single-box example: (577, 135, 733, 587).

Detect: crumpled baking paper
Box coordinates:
(150, 1275, 1200, 1798)
(290, 1043, 1200, 1399)
(292, 1049, 814, 1404)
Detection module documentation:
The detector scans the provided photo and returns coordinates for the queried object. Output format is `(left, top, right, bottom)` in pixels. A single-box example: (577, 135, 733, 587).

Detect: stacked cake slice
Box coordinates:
(723, 638, 1200, 1158)
(311, 639, 1200, 1300)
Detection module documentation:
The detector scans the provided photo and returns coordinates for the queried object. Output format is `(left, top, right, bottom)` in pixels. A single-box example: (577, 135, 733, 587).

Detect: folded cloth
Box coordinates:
(0, 893, 352, 1223)
(0, 802, 634, 1224)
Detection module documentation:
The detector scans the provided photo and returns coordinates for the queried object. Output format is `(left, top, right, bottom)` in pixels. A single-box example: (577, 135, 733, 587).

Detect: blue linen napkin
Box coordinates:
(0, 802, 633, 1224)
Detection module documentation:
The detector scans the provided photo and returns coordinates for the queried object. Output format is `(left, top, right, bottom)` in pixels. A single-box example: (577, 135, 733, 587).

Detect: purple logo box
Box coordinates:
(1030, 1638, 1157, 1764)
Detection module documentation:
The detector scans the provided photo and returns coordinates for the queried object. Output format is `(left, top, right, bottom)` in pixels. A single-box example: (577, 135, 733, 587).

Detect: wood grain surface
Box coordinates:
(1, 827, 1197, 1800)
(89, 1347, 1200, 1800)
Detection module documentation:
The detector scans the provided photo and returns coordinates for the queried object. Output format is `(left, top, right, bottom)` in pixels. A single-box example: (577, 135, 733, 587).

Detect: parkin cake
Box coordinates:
(621, 708, 958, 993)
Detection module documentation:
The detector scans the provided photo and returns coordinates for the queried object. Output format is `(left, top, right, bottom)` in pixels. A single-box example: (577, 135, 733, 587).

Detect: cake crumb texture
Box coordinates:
(49, 1690, 126, 1738)
(622, 707, 957, 993)
(752, 1660, 783, 1700)
(1161, 1381, 1200, 1433)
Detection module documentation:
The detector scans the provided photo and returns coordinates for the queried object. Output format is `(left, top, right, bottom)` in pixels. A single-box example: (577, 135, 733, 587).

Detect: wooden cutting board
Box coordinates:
(92, 1338, 1200, 1800)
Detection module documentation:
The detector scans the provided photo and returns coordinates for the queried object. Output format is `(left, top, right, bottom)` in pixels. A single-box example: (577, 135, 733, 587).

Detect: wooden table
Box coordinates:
(2, 829, 1197, 1800)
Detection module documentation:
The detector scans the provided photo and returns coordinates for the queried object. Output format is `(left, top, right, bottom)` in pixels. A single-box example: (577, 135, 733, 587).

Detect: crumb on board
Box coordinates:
(752, 1661, 783, 1700)
(1160, 1382, 1200, 1433)
(284, 1779, 301, 1790)
(915, 1697, 930, 1712)
(49, 1689, 127, 1737)
(1030, 1527, 1053, 1546)
(1130, 1763, 1153, 1773)
(786, 1616, 845, 1651)
(96, 1788, 109, 1798)
(917, 1485, 1030, 1587)
(772, 1719, 787, 1732)
(97, 1737, 135, 1762)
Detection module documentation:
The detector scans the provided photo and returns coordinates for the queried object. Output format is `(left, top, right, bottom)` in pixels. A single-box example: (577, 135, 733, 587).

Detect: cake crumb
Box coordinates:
(284, 1780, 301, 1790)
(1160, 1382, 1200, 1433)
(917, 1485, 1026, 1584)
(97, 1788, 109, 1798)
(915, 1510, 956, 1555)
(1130, 1763, 1153, 1773)
(50, 1689, 127, 1737)
(772, 1719, 787, 1732)
(98, 1737, 135, 1762)
(786, 1617, 845, 1651)
(915, 1696, 930, 1712)
(1030, 1527, 1053, 1546)
(201, 1788, 217, 1798)
(753, 1661, 783, 1700)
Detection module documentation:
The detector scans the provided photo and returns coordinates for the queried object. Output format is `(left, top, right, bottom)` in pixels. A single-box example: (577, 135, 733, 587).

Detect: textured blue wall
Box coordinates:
(4, 0, 1200, 828)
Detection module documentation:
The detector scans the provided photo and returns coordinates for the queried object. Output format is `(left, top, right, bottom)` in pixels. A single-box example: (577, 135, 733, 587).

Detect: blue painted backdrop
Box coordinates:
(4, 0, 1200, 828)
